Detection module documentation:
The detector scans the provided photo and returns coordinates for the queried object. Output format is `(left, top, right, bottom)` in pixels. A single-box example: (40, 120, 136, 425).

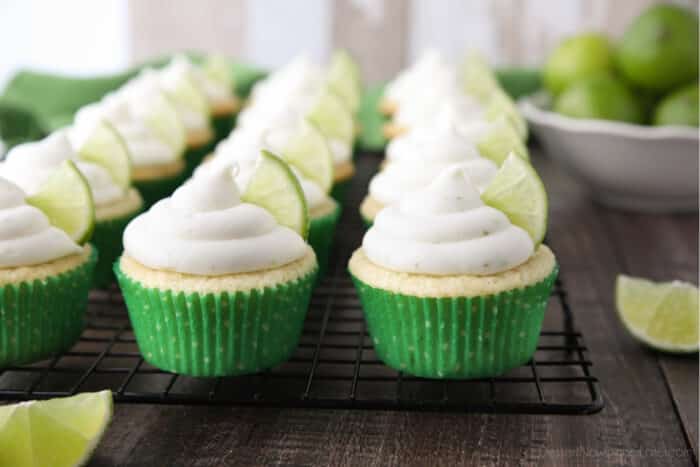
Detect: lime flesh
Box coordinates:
(307, 88, 355, 144)
(26, 160, 95, 244)
(476, 117, 530, 166)
(242, 150, 309, 239)
(0, 390, 113, 467)
(75, 120, 132, 189)
(616, 275, 699, 352)
(327, 50, 362, 112)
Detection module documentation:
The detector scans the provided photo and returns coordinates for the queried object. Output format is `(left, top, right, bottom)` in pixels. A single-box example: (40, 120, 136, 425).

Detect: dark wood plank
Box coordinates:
(84, 150, 696, 467)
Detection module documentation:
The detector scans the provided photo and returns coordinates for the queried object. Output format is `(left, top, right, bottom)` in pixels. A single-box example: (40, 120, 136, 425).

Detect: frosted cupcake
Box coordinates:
(349, 166, 557, 379)
(361, 111, 529, 224)
(200, 122, 341, 279)
(115, 160, 318, 377)
(0, 130, 143, 287)
(0, 170, 97, 367)
(75, 85, 187, 207)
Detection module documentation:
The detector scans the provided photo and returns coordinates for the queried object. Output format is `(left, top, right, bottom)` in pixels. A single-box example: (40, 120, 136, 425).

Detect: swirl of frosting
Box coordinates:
(199, 126, 327, 210)
(0, 131, 125, 206)
(124, 163, 308, 275)
(0, 177, 82, 268)
(75, 91, 180, 166)
(384, 50, 455, 106)
(249, 55, 325, 106)
(393, 80, 483, 129)
(369, 117, 497, 205)
(363, 166, 533, 275)
(169, 55, 233, 104)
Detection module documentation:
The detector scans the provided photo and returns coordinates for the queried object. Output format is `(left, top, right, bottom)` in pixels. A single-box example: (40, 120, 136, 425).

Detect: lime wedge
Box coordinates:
(242, 150, 309, 239)
(203, 54, 234, 89)
(0, 390, 112, 467)
(481, 153, 547, 245)
(307, 88, 355, 144)
(476, 117, 530, 166)
(461, 51, 500, 99)
(327, 49, 362, 112)
(74, 120, 132, 190)
(268, 119, 334, 193)
(26, 160, 95, 244)
(133, 89, 187, 156)
(616, 275, 699, 353)
(484, 89, 528, 140)
(163, 71, 210, 118)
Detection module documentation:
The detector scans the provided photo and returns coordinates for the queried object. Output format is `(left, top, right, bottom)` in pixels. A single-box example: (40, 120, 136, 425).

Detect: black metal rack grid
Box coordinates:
(0, 154, 603, 414)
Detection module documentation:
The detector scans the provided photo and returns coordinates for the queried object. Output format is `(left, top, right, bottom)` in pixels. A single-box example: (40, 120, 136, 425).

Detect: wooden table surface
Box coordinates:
(83, 148, 697, 467)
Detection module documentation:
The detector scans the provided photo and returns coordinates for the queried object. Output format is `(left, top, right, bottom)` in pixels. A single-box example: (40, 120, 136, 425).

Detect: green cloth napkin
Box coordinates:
(0, 102, 47, 154)
(1, 56, 540, 152)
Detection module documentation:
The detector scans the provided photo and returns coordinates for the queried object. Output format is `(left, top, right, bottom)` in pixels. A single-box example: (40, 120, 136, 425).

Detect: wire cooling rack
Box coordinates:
(0, 154, 603, 414)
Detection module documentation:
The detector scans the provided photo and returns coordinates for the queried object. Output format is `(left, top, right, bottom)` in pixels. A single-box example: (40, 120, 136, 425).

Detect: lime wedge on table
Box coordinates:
(242, 150, 309, 239)
(203, 54, 234, 89)
(0, 390, 113, 467)
(26, 160, 95, 245)
(327, 49, 362, 112)
(616, 275, 699, 352)
(75, 120, 132, 190)
(476, 117, 530, 166)
(270, 119, 334, 193)
(481, 154, 547, 245)
(307, 88, 355, 144)
(485, 89, 528, 140)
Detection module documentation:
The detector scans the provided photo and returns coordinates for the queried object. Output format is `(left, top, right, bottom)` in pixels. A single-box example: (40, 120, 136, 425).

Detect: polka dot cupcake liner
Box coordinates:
(92, 207, 143, 289)
(308, 202, 342, 281)
(114, 263, 317, 377)
(350, 265, 558, 379)
(0, 246, 98, 368)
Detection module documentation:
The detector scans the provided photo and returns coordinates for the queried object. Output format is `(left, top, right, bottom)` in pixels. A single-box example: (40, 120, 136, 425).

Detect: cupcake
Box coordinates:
(0, 130, 143, 288)
(0, 172, 96, 367)
(242, 55, 357, 202)
(199, 122, 340, 279)
(115, 161, 318, 377)
(349, 165, 557, 379)
(360, 112, 509, 225)
(75, 84, 187, 207)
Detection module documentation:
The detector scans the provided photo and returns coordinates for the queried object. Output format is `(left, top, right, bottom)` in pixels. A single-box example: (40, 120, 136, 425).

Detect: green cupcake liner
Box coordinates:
(331, 180, 351, 204)
(308, 203, 342, 280)
(184, 139, 216, 176)
(115, 262, 318, 377)
(133, 168, 187, 209)
(212, 112, 236, 144)
(92, 208, 143, 289)
(351, 265, 558, 379)
(0, 247, 98, 368)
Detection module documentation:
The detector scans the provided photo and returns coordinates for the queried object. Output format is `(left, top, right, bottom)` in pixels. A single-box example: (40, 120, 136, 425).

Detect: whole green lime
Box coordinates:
(617, 4, 699, 92)
(543, 33, 615, 96)
(653, 83, 699, 127)
(554, 73, 644, 124)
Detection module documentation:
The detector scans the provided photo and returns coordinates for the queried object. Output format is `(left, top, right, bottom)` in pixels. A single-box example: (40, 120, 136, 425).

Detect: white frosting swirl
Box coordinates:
(249, 55, 325, 106)
(369, 119, 497, 205)
(0, 131, 125, 206)
(385, 50, 455, 106)
(198, 126, 327, 210)
(363, 166, 534, 275)
(0, 177, 82, 268)
(75, 90, 180, 166)
(393, 82, 483, 129)
(169, 55, 233, 104)
(124, 163, 308, 275)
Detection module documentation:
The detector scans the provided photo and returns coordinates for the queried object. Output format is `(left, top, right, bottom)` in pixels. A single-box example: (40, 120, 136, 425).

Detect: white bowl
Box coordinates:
(520, 93, 699, 213)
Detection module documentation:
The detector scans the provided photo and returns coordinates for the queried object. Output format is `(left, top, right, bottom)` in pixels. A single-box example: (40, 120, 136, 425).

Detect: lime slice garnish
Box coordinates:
(327, 49, 362, 112)
(307, 88, 355, 144)
(142, 92, 187, 156)
(163, 71, 210, 118)
(484, 89, 528, 140)
(616, 275, 699, 353)
(476, 117, 530, 166)
(26, 160, 95, 244)
(203, 54, 234, 89)
(242, 150, 309, 239)
(0, 390, 112, 467)
(481, 153, 547, 245)
(74, 120, 132, 190)
(266, 119, 334, 193)
(461, 51, 500, 99)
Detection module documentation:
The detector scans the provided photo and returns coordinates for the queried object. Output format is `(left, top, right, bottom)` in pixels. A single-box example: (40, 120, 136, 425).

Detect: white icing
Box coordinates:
(363, 165, 534, 275)
(0, 177, 82, 268)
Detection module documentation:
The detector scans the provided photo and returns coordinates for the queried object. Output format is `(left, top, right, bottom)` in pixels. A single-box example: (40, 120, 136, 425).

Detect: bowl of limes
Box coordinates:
(520, 4, 699, 213)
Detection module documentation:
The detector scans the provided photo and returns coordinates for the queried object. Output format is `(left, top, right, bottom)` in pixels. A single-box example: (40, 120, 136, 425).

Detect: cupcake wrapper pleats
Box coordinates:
(308, 204, 342, 280)
(115, 262, 318, 377)
(350, 265, 558, 379)
(92, 209, 143, 289)
(0, 247, 98, 368)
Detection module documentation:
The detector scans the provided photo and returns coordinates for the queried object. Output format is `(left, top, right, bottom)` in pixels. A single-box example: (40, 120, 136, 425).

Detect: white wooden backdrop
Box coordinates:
(1, 0, 698, 86)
